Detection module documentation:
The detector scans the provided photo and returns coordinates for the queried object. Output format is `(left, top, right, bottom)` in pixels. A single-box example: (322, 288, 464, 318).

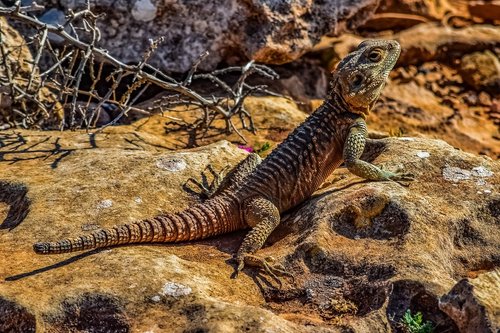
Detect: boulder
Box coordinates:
(40, 0, 380, 72)
(131, 96, 308, 150)
(468, 1, 500, 21)
(459, 50, 500, 91)
(0, 124, 498, 331)
(439, 269, 500, 333)
(313, 23, 500, 68)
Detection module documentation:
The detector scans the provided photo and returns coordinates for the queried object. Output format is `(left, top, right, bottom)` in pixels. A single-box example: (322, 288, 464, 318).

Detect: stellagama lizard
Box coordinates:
(34, 39, 413, 281)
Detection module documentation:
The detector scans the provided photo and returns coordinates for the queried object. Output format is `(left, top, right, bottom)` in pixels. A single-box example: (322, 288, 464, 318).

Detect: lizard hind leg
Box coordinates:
(234, 196, 292, 287)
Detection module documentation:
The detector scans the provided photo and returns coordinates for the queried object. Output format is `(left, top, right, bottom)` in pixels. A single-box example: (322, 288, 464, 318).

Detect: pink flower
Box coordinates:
(237, 145, 254, 153)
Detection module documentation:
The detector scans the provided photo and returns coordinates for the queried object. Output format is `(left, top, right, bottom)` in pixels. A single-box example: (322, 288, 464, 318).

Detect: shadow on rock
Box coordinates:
(0, 297, 36, 333)
(44, 293, 130, 333)
(0, 181, 30, 230)
(387, 280, 459, 333)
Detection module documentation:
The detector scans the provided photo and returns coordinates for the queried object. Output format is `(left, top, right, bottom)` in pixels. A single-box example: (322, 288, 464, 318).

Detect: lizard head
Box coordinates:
(331, 39, 401, 117)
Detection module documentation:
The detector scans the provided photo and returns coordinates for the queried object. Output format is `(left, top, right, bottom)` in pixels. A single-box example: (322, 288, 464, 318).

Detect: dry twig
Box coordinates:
(0, 1, 279, 141)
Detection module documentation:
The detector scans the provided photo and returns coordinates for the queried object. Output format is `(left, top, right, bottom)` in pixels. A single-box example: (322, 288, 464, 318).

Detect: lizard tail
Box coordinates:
(33, 198, 241, 254)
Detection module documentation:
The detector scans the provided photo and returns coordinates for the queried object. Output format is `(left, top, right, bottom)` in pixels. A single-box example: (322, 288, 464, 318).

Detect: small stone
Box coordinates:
(134, 197, 143, 204)
(38, 9, 66, 44)
(459, 50, 500, 91)
(442, 166, 471, 182)
(96, 199, 113, 209)
(131, 0, 157, 22)
(156, 158, 187, 172)
(484, 190, 492, 194)
(150, 295, 161, 303)
(478, 92, 492, 106)
(160, 282, 192, 297)
(463, 91, 478, 106)
(416, 151, 430, 158)
(476, 179, 487, 186)
(471, 166, 493, 178)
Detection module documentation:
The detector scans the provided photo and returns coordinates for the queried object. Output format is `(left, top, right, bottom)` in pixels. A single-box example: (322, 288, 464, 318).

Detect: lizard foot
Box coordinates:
(388, 168, 415, 187)
(233, 254, 294, 288)
(379, 165, 415, 186)
(185, 164, 230, 198)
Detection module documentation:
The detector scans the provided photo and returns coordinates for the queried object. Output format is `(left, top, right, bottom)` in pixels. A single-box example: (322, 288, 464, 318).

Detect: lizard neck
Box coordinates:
(327, 75, 370, 119)
(240, 91, 357, 212)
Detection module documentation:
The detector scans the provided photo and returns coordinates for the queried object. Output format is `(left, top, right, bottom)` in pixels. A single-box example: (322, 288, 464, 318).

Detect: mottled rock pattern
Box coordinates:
(132, 96, 308, 150)
(459, 50, 500, 91)
(439, 269, 500, 333)
(468, 0, 500, 21)
(313, 23, 500, 67)
(41, 0, 379, 71)
(0, 124, 498, 331)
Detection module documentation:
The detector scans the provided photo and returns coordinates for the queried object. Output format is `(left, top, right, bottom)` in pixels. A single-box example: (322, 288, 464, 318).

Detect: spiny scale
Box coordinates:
(33, 197, 241, 254)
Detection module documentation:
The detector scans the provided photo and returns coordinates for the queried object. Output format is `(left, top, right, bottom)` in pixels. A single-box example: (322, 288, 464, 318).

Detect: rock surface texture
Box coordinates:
(0, 118, 498, 332)
(41, 0, 379, 71)
(439, 269, 500, 333)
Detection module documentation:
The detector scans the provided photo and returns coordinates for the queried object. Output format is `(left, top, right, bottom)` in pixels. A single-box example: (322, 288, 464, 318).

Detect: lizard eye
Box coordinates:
(368, 49, 383, 62)
(351, 74, 363, 87)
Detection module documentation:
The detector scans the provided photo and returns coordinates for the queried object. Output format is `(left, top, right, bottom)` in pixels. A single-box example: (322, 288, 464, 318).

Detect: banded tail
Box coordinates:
(33, 198, 241, 254)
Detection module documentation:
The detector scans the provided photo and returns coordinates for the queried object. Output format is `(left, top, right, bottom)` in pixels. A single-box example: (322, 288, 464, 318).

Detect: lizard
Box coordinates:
(33, 39, 412, 281)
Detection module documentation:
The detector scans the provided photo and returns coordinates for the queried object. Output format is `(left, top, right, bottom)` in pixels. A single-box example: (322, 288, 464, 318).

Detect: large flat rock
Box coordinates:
(0, 127, 498, 332)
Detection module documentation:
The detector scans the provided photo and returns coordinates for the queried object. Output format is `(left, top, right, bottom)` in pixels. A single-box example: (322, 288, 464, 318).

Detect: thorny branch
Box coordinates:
(0, 2, 280, 141)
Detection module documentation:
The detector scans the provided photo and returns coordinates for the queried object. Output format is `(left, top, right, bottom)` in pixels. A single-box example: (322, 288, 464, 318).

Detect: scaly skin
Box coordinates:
(34, 40, 412, 281)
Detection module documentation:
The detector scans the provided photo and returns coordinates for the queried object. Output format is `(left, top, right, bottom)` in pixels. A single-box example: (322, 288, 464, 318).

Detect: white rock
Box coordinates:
(160, 282, 192, 297)
(471, 166, 494, 178)
(156, 157, 187, 172)
(416, 151, 430, 158)
(132, 0, 157, 22)
(96, 199, 113, 209)
(443, 166, 471, 182)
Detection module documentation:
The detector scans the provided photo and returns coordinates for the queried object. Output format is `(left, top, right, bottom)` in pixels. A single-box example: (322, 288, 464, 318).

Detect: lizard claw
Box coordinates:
(231, 257, 245, 279)
(379, 165, 415, 186)
(238, 254, 294, 288)
(389, 172, 415, 186)
(185, 164, 230, 198)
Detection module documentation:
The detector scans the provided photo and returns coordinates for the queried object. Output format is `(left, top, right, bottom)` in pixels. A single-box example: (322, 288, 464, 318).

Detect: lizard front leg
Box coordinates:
(344, 118, 414, 183)
(186, 153, 262, 198)
(234, 196, 292, 286)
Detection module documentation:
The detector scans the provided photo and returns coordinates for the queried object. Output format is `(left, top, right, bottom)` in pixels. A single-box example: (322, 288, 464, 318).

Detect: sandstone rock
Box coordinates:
(40, 0, 379, 72)
(132, 96, 307, 150)
(0, 124, 498, 331)
(358, 0, 466, 32)
(372, 79, 500, 158)
(313, 24, 500, 67)
(468, 1, 500, 21)
(375, 0, 464, 21)
(439, 269, 500, 333)
(459, 50, 500, 91)
(396, 23, 500, 65)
